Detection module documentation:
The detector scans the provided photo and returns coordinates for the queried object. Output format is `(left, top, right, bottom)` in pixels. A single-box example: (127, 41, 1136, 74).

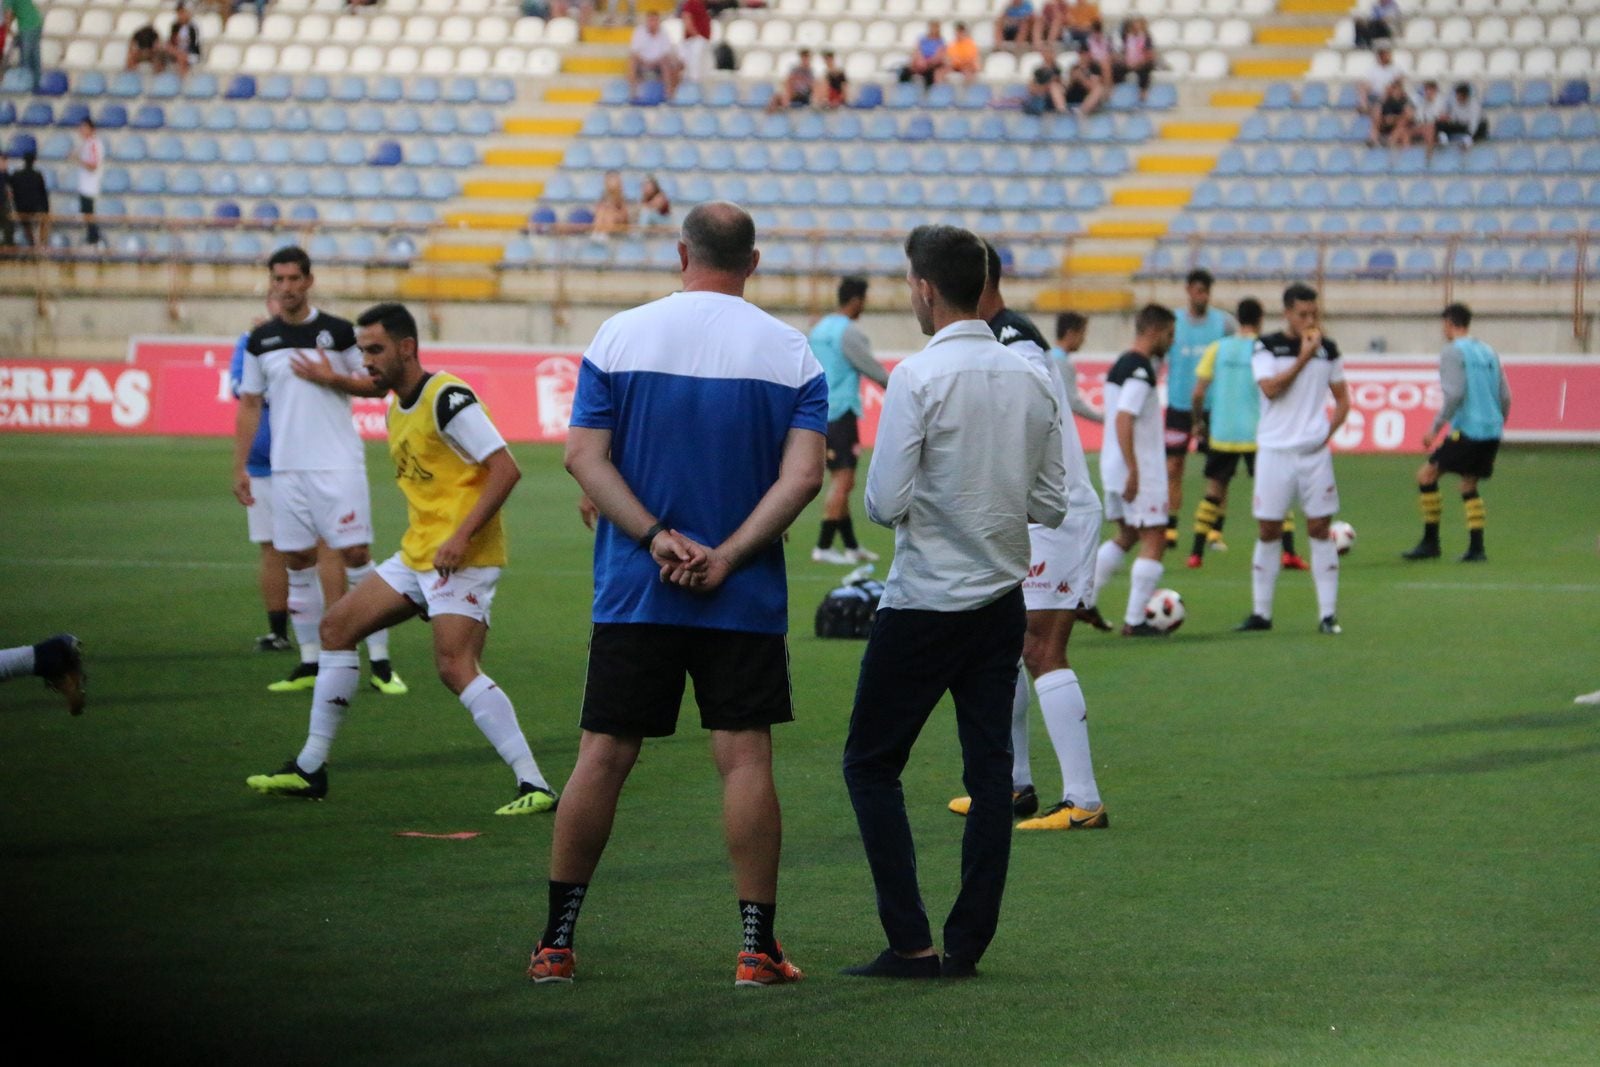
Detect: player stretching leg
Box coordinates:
(1088, 306, 1177, 637)
(1402, 303, 1511, 563)
(232, 248, 405, 696)
(1165, 270, 1236, 549)
(1235, 284, 1350, 636)
(0, 635, 86, 715)
(247, 304, 555, 813)
(947, 243, 1107, 829)
(810, 276, 889, 565)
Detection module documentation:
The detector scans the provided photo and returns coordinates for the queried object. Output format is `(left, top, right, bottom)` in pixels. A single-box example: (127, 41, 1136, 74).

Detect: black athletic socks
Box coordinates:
(542, 881, 588, 950)
(739, 900, 779, 959)
(268, 610, 289, 641)
(1463, 490, 1485, 552)
(370, 659, 393, 683)
(1420, 481, 1443, 543)
(817, 520, 838, 551)
(836, 516, 859, 551)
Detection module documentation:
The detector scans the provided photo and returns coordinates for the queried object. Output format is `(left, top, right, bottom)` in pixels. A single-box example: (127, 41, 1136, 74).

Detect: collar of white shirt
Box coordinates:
(923, 318, 995, 348)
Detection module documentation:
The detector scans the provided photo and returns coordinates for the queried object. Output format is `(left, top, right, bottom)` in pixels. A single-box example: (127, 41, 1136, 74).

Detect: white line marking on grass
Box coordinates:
(1396, 581, 1600, 593)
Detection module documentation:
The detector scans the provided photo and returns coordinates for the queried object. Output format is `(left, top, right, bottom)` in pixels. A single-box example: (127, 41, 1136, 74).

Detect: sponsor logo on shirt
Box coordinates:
(316, 331, 334, 350)
(1028, 561, 1047, 577)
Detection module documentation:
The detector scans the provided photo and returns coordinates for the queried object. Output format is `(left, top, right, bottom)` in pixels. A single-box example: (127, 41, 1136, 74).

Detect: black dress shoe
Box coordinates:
(840, 949, 941, 979)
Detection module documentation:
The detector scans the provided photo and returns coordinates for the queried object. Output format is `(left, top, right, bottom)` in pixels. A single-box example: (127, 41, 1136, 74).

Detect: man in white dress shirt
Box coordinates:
(841, 225, 1067, 980)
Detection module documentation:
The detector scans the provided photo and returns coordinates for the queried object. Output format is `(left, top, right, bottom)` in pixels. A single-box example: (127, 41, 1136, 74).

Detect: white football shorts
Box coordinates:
(376, 552, 501, 625)
(1104, 485, 1168, 528)
(270, 469, 373, 553)
(1253, 446, 1340, 521)
(246, 475, 274, 545)
(1022, 508, 1102, 611)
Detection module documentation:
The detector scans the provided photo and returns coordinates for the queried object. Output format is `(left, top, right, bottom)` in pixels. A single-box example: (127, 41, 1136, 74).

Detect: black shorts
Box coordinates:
(580, 623, 793, 737)
(1164, 408, 1194, 457)
(1430, 433, 1500, 479)
(826, 412, 860, 472)
(1203, 448, 1256, 483)
(1065, 82, 1089, 107)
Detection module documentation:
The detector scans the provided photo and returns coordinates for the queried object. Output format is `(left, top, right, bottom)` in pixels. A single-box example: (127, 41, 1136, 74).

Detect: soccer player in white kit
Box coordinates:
(1235, 283, 1350, 636)
(1089, 305, 1177, 637)
(946, 243, 1108, 830)
(232, 247, 406, 694)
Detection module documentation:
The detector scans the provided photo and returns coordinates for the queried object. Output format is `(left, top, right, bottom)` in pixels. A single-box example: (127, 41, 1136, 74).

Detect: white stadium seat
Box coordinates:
(544, 17, 579, 45)
(332, 16, 366, 43)
(1587, 16, 1600, 44)
(63, 40, 99, 70)
(1510, 15, 1542, 44)
(864, 21, 896, 49)
(1402, 18, 1435, 47)
(459, 45, 489, 71)
(420, 0, 454, 13)
(725, 18, 758, 48)
(208, 42, 243, 70)
(982, 51, 1017, 80)
(113, 12, 148, 38)
(1217, 19, 1251, 47)
(1449, 48, 1485, 77)
(1416, 48, 1449, 75)
(386, 46, 420, 74)
(1486, 47, 1520, 75)
(527, 47, 560, 77)
(1180, 20, 1215, 48)
(1499, 0, 1531, 13)
(741, 49, 775, 78)
(844, 51, 877, 80)
(1163, 50, 1193, 76)
(816, 0, 848, 15)
(311, 0, 347, 13)
(43, 9, 76, 35)
(831, 21, 863, 49)
(77, 10, 113, 37)
(885, 0, 917, 16)
(1169, 0, 1203, 15)
(897, 22, 923, 48)
(98, 41, 129, 69)
(512, 18, 545, 45)
(298, 15, 332, 42)
(796, 19, 828, 47)
(440, 15, 473, 43)
(1557, 45, 1591, 74)
(403, 16, 437, 44)
(1438, 16, 1472, 44)
(760, 19, 793, 48)
(242, 43, 282, 73)
(1194, 49, 1228, 77)
(1521, 46, 1556, 75)
(458, 0, 491, 13)
(367, 15, 402, 43)
(421, 45, 455, 74)
(1309, 50, 1343, 78)
(351, 45, 386, 73)
(1475, 15, 1508, 44)
(493, 46, 525, 75)
(1548, 15, 1581, 42)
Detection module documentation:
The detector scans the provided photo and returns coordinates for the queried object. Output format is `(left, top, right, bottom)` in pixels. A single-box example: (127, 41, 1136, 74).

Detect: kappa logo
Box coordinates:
(431, 575, 449, 590)
(999, 325, 1021, 344)
(338, 510, 357, 525)
(330, 697, 351, 708)
(1028, 562, 1046, 577)
(446, 391, 470, 409)
(1056, 581, 1072, 595)
(464, 592, 480, 606)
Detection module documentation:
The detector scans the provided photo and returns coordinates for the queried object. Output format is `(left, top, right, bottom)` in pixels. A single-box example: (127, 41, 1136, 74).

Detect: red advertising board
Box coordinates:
(0, 339, 1594, 449)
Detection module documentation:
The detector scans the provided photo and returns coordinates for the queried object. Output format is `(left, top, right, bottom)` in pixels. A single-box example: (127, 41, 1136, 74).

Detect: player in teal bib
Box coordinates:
(1404, 303, 1512, 563)
(808, 276, 889, 564)
(1165, 270, 1235, 546)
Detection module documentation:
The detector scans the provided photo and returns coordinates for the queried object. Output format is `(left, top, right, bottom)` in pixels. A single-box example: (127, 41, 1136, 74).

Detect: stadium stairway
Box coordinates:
(1042, 0, 1345, 311)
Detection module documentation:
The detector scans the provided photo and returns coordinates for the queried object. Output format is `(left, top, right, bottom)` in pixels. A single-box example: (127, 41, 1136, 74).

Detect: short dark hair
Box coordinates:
(905, 225, 986, 312)
(1185, 268, 1214, 289)
(681, 201, 756, 272)
(1135, 303, 1176, 335)
(984, 240, 1004, 289)
(1453, 81, 1471, 96)
(1283, 282, 1318, 308)
(838, 275, 869, 306)
(1442, 302, 1472, 329)
(357, 302, 419, 344)
(267, 245, 312, 275)
(22, 150, 36, 167)
(1055, 311, 1087, 338)
(1236, 297, 1264, 328)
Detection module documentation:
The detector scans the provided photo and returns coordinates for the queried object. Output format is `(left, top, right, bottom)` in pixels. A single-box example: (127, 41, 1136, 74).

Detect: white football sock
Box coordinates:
(1126, 557, 1163, 628)
(297, 649, 360, 772)
(0, 644, 35, 680)
(462, 674, 547, 789)
(1252, 539, 1281, 620)
(1311, 536, 1340, 619)
(287, 566, 324, 665)
(1091, 540, 1126, 608)
(344, 563, 390, 661)
(1009, 667, 1031, 790)
(1035, 668, 1100, 808)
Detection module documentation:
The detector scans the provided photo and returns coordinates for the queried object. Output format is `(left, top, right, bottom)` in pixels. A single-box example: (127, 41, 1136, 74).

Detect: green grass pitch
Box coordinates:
(2, 436, 1598, 1066)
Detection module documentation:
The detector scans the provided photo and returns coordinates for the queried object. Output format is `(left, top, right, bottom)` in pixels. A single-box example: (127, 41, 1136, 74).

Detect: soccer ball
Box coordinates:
(1144, 588, 1186, 633)
(1330, 520, 1357, 556)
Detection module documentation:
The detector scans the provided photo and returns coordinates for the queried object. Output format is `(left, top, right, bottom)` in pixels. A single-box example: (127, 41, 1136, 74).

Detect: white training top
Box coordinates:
(1252, 334, 1345, 453)
(239, 308, 367, 472)
(76, 135, 103, 198)
(999, 332, 1101, 515)
(631, 26, 676, 63)
(1098, 350, 1164, 492)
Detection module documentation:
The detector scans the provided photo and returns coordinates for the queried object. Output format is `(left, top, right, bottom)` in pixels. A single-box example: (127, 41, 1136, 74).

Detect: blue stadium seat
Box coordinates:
(1363, 249, 1398, 278)
(1190, 181, 1221, 209)
(1147, 84, 1178, 110)
(100, 168, 130, 195)
(1507, 212, 1540, 233)
(1431, 212, 1464, 233)
(1513, 247, 1550, 276)
(148, 73, 181, 100)
(368, 140, 402, 167)
(1283, 214, 1312, 235)
(442, 77, 476, 105)
(1402, 182, 1437, 209)
(422, 173, 456, 199)
(388, 170, 422, 199)
(224, 75, 256, 102)
(108, 72, 143, 100)
(205, 170, 240, 196)
(204, 105, 239, 132)
(1512, 179, 1546, 207)
(406, 77, 441, 105)
(221, 137, 254, 166)
(215, 201, 242, 222)
(1294, 180, 1329, 209)
(1168, 214, 1198, 235)
(1555, 80, 1589, 107)
(1209, 212, 1239, 234)
(1222, 182, 1256, 210)
(132, 169, 166, 195)
(720, 110, 755, 139)
(1238, 115, 1268, 143)
(1479, 247, 1513, 273)
(55, 102, 90, 128)
(887, 83, 920, 110)
(228, 233, 265, 261)
(298, 76, 331, 103)
(314, 109, 348, 135)
(286, 202, 318, 223)
(649, 110, 684, 138)
(1483, 81, 1514, 108)
(1321, 145, 1356, 176)
(1274, 114, 1307, 141)
(95, 103, 129, 131)
(345, 233, 377, 260)
(312, 172, 348, 199)
(863, 113, 898, 142)
(37, 131, 69, 160)
(1517, 82, 1551, 107)
(958, 84, 992, 110)
(934, 114, 971, 142)
(184, 73, 220, 100)
(613, 110, 646, 138)
(1262, 180, 1295, 209)
(1538, 145, 1574, 174)
(903, 115, 934, 142)
(700, 80, 736, 108)
(1108, 83, 1140, 112)
(1326, 247, 1360, 276)
(1549, 179, 1582, 207)
(1312, 114, 1345, 141)
(1581, 145, 1600, 173)
(1317, 213, 1348, 234)
(1569, 111, 1599, 140)
(1286, 147, 1319, 176)
(1395, 213, 1423, 234)
(1472, 211, 1502, 234)
(1213, 147, 1244, 176)
(187, 136, 221, 164)
(258, 74, 292, 102)
(425, 109, 462, 136)
(925, 83, 956, 109)
(1094, 146, 1129, 176)
(1400, 248, 1439, 277)
(739, 82, 773, 109)
(351, 106, 384, 135)
(350, 171, 382, 199)
(1355, 212, 1387, 234)
(252, 201, 281, 223)
(1253, 248, 1287, 275)
(1262, 82, 1293, 110)
(1547, 212, 1579, 233)
(19, 103, 53, 127)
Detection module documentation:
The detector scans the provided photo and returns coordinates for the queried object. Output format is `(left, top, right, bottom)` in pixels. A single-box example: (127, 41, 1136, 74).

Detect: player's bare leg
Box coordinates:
(1121, 526, 1169, 637)
(1016, 610, 1106, 830)
(335, 543, 405, 694)
(247, 574, 417, 799)
(431, 613, 555, 813)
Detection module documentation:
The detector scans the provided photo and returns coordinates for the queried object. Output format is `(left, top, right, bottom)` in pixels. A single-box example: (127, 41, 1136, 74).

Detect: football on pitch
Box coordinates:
(1330, 520, 1357, 556)
(1144, 588, 1186, 633)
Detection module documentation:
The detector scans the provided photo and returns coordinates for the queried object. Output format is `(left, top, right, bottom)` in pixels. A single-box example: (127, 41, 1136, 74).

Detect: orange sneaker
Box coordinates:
(1282, 551, 1310, 571)
(735, 943, 804, 988)
(527, 943, 575, 984)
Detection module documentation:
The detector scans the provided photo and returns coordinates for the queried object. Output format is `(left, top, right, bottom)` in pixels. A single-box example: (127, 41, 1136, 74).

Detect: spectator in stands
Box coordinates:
(1369, 78, 1415, 148)
(1062, 0, 1100, 48)
(1115, 16, 1157, 101)
(998, 1, 1037, 54)
(821, 50, 850, 108)
(1413, 78, 1448, 153)
(127, 22, 170, 72)
(1358, 40, 1406, 114)
(947, 22, 981, 81)
(1038, 0, 1067, 47)
(0, 149, 13, 248)
(639, 175, 671, 224)
(1023, 46, 1067, 115)
(591, 169, 631, 237)
(768, 48, 815, 112)
(76, 118, 104, 248)
(166, 5, 203, 77)
(904, 20, 949, 86)
(1082, 20, 1115, 86)
(1437, 81, 1486, 145)
(629, 11, 684, 101)
(1353, 0, 1402, 51)
(1064, 46, 1107, 114)
(679, 0, 713, 82)
(8, 149, 47, 250)
(2, 0, 43, 93)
